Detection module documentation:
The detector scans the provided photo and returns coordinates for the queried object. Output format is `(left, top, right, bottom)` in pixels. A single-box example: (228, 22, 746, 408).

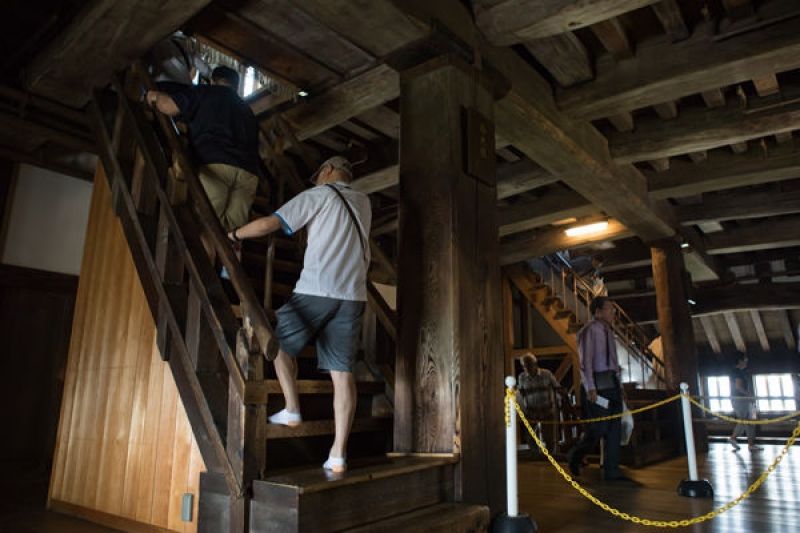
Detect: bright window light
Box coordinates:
(298, 90, 309, 97)
(242, 66, 256, 97)
(707, 376, 733, 412)
(754, 373, 796, 412)
(564, 220, 609, 238)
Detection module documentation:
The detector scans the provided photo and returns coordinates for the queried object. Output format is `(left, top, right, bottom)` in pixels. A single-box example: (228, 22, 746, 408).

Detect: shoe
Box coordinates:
(323, 456, 347, 473)
(567, 458, 581, 477)
(729, 437, 740, 451)
(749, 445, 763, 452)
(268, 409, 302, 427)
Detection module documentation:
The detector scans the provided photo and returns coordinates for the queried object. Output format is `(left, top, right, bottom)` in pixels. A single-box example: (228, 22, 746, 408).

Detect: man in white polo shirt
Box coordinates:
(227, 156, 370, 473)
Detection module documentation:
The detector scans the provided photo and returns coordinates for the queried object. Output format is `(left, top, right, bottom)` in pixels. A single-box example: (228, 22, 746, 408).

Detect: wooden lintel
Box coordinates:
(0, 144, 94, 182)
(557, 1, 800, 121)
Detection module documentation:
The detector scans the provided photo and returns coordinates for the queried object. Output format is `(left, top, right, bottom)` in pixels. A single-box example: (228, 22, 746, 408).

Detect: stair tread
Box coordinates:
(265, 379, 384, 395)
(265, 416, 391, 440)
(262, 455, 457, 494)
(345, 503, 490, 533)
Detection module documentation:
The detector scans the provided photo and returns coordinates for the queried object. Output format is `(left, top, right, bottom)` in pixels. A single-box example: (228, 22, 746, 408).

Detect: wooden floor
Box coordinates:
(519, 442, 800, 532)
(0, 463, 120, 533)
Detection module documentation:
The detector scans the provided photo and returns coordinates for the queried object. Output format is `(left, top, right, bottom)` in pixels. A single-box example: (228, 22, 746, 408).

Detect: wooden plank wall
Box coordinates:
(48, 168, 205, 533)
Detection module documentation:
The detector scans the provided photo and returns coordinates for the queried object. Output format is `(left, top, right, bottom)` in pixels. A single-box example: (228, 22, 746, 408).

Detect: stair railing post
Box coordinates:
(677, 382, 714, 498)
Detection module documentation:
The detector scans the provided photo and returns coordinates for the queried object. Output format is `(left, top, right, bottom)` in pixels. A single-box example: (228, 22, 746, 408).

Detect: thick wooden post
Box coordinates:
(396, 56, 504, 511)
(651, 239, 698, 391)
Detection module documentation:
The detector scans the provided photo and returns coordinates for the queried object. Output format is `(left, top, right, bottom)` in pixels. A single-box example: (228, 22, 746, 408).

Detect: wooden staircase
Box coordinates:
(88, 66, 484, 532)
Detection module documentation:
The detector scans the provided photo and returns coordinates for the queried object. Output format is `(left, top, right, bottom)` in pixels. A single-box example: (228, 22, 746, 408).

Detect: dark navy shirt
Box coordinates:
(171, 85, 261, 177)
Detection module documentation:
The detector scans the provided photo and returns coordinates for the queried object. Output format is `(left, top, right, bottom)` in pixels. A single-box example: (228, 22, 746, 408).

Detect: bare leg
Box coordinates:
(274, 350, 300, 413)
(330, 371, 356, 459)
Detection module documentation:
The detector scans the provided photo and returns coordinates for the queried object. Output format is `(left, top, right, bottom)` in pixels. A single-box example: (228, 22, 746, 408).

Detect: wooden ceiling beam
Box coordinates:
(778, 310, 797, 351)
(524, 33, 593, 88)
(629, 282, 800, 323)
(753, 74, 780, 98)
(651, 0, 689, 42)
(0, 144, 94, 182)
(724, 311, 747, 352)
(677, 189, 800, 226)
(749, 310, 771, 352)
(652, 101, 678, 120)
(557, 0, 800, 121)
(500, 219, 633, 265)
(25, 0, 213, 106)
(648, 144, 800, 200)
(590, 18, 633, 60)
(351, 157, 557, 200)
(706, 217, 800, 255)
(609, 89, 800, 163)
(499, 189, 598, 237)
(475, 0, 661, 44)
(699, 315, 722, 354)
(0, 109, 95, 154)
(280, 64, 399, 141)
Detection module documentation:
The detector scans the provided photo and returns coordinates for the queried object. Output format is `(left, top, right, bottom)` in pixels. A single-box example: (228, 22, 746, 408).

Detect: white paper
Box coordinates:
(595, 395, 610, 409)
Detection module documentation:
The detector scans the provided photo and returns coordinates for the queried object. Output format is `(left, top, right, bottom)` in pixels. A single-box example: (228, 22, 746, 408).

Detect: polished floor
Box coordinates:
(518, 442, 800, 532)
(0, 462, 119, 533)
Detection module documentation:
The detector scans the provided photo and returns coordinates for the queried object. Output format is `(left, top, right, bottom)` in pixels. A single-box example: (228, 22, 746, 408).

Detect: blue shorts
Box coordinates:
(274, 293, 365, 372)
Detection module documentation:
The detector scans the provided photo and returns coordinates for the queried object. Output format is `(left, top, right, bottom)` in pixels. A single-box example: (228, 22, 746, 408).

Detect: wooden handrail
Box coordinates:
(540, 256, 666, 386)
(132, 63, 278, 360)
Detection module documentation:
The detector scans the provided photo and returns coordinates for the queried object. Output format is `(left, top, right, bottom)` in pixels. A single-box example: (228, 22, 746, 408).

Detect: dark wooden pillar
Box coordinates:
(651, 239, 698, 391)
(396, 56, 504, 511)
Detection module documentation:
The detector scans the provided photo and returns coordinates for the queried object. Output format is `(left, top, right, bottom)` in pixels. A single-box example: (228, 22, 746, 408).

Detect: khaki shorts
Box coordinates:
(198, 163, 258, 231)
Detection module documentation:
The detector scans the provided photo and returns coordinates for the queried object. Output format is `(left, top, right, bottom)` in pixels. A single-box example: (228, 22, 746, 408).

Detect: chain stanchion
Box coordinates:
(512, 393, 800, 527)
(677, 383, 713, 498)
(492, 377, 537, 533)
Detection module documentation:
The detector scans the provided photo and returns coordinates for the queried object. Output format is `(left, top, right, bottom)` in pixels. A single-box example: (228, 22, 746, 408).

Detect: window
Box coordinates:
(706, 376, 733, 412)
(753, 374, 797, 412)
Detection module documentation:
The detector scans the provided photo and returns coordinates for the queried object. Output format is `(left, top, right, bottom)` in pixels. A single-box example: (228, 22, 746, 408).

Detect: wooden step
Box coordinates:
(346, 503, 490, 533)
(250, 456, 456, 532)
(567, 322, 583, 334)
(553, 309, 573, 320)
(265, 416, 391, 439)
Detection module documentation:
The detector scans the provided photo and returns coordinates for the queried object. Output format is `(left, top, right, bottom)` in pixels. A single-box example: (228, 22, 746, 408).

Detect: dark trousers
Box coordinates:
(568, 386, 623, 478)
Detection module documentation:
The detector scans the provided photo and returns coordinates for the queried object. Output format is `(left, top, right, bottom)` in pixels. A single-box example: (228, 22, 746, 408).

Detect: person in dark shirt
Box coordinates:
(145, 66, 261, 232)
(729, 354, 762, 451)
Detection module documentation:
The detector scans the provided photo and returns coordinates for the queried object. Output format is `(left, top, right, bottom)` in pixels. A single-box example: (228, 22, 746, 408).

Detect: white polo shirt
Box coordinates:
(275, 182, 372, 301)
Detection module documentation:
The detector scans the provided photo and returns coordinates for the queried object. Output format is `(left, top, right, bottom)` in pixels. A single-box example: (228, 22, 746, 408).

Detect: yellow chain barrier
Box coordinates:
(505, 388, 800, 528)
(530, 394, 682, 425)
(687, 395, 800, 425)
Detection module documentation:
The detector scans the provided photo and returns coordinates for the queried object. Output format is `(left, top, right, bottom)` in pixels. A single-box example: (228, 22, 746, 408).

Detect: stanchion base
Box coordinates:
(677, 479, 714, 498)
(491, 513, 537, 533)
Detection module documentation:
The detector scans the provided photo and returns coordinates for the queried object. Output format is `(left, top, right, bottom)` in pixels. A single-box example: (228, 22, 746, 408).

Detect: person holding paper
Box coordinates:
(566, 296, 632, 482)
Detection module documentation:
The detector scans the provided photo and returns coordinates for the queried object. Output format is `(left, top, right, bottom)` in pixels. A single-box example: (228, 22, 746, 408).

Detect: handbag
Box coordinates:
(594, 370, 618, 391)
(325, 184, 367, 264)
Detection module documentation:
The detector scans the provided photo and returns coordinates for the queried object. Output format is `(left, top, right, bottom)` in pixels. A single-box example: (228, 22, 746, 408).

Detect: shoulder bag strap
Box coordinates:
(325, 184, 367, 263)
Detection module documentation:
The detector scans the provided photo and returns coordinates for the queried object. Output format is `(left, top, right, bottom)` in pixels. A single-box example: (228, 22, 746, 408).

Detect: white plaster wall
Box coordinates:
(2, 164, 93, 275)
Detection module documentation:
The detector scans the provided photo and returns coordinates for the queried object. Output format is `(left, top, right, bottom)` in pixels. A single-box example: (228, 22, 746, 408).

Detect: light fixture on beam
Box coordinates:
(681, 242, 690, 249)
(687, 299, 696, 305)
(564, 220, 609, 238)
